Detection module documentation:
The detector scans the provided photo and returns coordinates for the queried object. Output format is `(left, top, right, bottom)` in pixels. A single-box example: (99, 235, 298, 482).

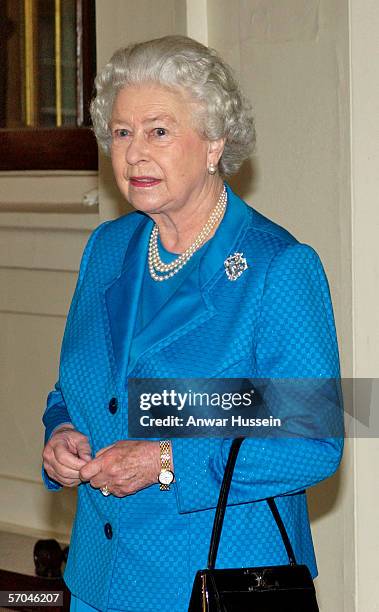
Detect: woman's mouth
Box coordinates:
(129, 177, 162, 188)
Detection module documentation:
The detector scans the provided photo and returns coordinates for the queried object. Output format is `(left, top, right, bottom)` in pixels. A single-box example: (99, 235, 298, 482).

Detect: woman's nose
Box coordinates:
(125, 132, 149, 165)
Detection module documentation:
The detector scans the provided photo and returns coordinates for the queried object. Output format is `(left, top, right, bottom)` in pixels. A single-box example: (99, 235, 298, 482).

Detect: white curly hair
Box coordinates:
(90, 35, 255, 176)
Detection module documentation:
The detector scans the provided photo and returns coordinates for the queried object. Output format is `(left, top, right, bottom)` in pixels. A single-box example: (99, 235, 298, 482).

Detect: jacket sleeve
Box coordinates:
(41, 381, 72, 490)
(171, 243, 344, 513)
(41, 221, 111, 491)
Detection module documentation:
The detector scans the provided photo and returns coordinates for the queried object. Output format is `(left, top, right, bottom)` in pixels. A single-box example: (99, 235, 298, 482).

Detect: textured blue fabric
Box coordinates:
(70, 595, 101, 612)
(42, 183, 343, 612)
(70, 595, 128, 612)
(71, 594, 136, 612)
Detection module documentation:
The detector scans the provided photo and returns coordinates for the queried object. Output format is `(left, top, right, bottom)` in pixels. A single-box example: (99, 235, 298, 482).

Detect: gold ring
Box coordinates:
(100, 484, 111, 496)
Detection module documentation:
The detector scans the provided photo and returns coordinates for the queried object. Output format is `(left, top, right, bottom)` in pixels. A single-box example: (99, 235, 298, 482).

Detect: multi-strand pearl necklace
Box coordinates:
(148, 186, 227, 281)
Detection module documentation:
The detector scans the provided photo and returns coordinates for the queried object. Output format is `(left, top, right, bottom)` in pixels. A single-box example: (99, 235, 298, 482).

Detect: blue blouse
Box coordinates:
(131, 236, 209, 339)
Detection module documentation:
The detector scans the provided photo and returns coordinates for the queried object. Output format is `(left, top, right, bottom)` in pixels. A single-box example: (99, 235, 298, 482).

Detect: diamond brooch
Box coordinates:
(224, 252, 248, 281)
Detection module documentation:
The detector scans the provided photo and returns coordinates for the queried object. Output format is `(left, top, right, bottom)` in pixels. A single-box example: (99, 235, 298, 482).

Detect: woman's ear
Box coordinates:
(207, 137, 226, 167)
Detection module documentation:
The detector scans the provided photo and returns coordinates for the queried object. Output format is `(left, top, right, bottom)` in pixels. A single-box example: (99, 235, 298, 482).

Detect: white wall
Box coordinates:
(349, 1, 379, 610)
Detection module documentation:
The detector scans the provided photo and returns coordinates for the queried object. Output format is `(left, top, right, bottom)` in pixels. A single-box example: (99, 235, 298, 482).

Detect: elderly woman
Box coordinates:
(42, 35, 342, 611)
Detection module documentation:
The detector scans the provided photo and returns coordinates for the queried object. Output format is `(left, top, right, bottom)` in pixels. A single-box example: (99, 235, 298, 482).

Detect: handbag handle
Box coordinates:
(207, 438, 297, 569)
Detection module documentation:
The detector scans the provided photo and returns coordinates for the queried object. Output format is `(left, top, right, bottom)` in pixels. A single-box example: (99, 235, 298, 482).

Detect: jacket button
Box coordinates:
(104, 523, 113, 539)
(108, 397, 118, 414)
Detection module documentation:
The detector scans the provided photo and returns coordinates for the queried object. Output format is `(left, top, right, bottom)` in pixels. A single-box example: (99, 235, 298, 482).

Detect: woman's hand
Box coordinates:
(79, 440, 161, 497)
(42, 425, 92, 487)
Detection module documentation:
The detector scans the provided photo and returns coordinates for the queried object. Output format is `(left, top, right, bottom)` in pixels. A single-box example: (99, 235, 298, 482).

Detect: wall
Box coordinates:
(349, 0, 379, 610)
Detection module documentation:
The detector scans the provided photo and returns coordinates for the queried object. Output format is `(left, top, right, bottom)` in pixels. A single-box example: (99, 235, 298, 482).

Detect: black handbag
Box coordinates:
(188, 438, 319, 611)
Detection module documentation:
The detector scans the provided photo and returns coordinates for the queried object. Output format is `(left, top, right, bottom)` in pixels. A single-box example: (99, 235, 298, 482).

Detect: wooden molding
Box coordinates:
(0, 128, 98, 171)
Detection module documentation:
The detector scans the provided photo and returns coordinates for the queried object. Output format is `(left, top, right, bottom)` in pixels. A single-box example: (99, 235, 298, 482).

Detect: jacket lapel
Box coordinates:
(198, 183, 251, 290)
(103, 214, 151, 387)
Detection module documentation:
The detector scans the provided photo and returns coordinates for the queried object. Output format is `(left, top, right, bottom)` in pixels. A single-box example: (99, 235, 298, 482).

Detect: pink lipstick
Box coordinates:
(129, 177, 161, 187)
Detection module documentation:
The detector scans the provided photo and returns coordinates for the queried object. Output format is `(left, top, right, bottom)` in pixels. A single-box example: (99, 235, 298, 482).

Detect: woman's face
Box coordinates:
(110, 83, 216, 215)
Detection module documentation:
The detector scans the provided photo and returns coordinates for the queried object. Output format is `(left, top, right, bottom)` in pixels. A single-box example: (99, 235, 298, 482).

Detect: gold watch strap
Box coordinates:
(159, 440, 171, 490)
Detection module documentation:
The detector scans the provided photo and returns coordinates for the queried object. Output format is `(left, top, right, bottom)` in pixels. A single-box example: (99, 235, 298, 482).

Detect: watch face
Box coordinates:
(159, 470, 174, 485)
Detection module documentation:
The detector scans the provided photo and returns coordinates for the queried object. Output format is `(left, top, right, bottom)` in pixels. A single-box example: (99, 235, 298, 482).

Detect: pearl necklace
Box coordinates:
(148, 186, 227, 281)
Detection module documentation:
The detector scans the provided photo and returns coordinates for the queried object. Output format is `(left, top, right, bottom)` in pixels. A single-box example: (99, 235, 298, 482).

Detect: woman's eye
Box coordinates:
(154, 127, 167, 137)
(114, 128, 130, 138)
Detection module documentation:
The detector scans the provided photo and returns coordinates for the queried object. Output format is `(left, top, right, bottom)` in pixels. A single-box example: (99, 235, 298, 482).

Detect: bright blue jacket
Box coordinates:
(42, 183, 343, 612)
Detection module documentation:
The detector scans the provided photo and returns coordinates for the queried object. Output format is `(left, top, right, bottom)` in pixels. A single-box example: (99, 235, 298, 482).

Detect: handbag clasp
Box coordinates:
(245, 568, 278, 590)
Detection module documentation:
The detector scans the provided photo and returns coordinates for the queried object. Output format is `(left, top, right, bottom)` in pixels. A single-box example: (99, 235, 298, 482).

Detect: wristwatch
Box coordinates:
(158, 440, 175, 490)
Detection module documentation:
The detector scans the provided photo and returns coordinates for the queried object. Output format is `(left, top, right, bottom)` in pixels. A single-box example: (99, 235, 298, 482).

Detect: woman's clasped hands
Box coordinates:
(42, 425, 161, 496)
(79, 439, 161, 497)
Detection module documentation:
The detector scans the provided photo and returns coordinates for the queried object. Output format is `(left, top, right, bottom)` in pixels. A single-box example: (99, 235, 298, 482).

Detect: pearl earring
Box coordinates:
(208, 163, 217, 175)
